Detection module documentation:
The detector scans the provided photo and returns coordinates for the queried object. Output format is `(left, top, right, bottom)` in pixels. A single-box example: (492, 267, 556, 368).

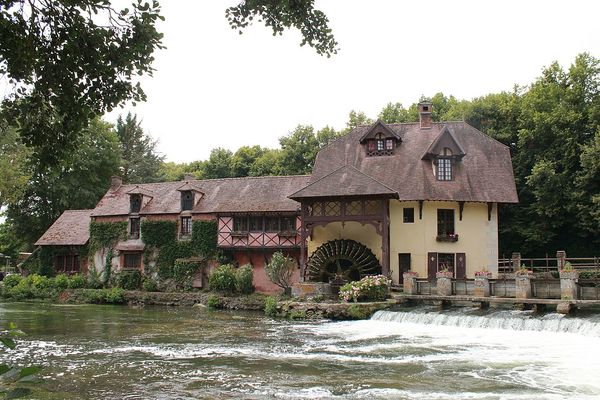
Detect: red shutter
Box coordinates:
(456, 253, 466, 279)
(427, 252, 438, 279)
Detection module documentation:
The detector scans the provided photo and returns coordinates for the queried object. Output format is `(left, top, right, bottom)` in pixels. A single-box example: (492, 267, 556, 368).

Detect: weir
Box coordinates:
(371, 309, 600, 337)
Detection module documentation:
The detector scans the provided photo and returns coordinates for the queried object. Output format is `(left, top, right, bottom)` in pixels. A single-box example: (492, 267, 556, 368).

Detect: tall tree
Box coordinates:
(279, 125, 320, 175)
(116, 113, 164, 184)
(0, 122, 30, 208)
(0, 0, 164, 167)
(231, 145, 265, 177)
(202, 148, 234, 179)
(6, 118, 121, 247)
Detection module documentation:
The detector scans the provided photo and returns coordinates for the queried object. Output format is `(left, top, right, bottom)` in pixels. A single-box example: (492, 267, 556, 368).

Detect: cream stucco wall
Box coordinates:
(308, 221, 382, 264)
(389, 200, 498, 283)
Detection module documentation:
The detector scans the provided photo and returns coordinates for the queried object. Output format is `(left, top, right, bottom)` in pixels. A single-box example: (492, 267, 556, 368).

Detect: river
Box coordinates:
(1, 302, 599, 399)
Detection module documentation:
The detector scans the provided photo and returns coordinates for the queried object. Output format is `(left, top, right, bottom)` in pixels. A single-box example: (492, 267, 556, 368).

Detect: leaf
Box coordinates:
(5, 387, 32, 399)
(0, 337, 16, 349)
(18, 366, 42, 380)
(0, 364, 10, 375)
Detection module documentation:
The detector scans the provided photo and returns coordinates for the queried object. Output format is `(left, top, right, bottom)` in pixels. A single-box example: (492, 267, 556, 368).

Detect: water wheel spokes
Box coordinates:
(307, 239, 381, 283)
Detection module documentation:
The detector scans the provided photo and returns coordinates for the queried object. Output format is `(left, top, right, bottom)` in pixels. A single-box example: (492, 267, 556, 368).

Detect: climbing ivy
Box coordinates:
(89, 221, 127, 255)
(191, 220, 218, 257)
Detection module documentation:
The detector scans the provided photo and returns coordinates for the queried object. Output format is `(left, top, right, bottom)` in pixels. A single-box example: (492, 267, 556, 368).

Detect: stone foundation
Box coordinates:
(291, 282, 333, 299)
(436, 277, 452, 296)
(474, 277, 490, 297)
(515, 275, 532, 299)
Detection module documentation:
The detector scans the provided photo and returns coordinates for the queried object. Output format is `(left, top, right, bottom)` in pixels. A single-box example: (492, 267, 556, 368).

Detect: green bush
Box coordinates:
(580, 270, 600, 280)
(87, 268, 103, 289)
(264, 296, 278, 317)
(142, 277, 158, 292)
(346, 304, 371, 320)
(104, 288, 126, 304)
(235, 264, 254, 294)
(2, 274, 23, 289)
(173, 260, 200, 290)
(207, 294, 223, 309)
(7, 279, 33, 300)
(116, 270, 142, 290)
(208, 264, 236, 293)
(68, 274, 87, 289)
(265, 251, 296, 292)
(37, 263, 55, 278)
(54, 274, 69, 291)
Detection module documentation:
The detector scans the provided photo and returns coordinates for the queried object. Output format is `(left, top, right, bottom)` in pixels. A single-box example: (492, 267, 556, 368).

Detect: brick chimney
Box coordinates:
(110, 176, 123, 191)
(419, 102, 433, 129)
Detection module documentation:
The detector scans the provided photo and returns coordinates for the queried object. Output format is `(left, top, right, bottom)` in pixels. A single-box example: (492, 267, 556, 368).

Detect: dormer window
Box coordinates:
(181, 191, 194, 211)
(386, 138, 394, 150)
(376, 133, 385, 151)
(437, 148, 453, 181)
(130, 194, 141, 213)
(359, 121, 401, 157)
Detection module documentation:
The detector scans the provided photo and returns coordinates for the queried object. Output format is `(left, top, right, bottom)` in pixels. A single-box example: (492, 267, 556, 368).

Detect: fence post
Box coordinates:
(511, 252, 521, 271)
(556, 250, 566, 270)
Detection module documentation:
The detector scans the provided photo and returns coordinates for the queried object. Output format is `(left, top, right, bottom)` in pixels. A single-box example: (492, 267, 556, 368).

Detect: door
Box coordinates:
(398, 253, 411, 284)
(456, 253, 466, 279)
(427, 252, 438, 279)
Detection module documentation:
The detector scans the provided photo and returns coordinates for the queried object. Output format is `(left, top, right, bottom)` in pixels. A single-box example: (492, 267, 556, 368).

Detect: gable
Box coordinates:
(359, 120, 402, 143)
(422, 127, 466, 160)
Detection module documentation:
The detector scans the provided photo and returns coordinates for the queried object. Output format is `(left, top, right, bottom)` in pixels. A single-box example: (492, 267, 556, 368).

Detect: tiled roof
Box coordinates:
(91, 175, 311, 216)
(35, 209, 93, 246)
(305, 121, 518, 203)
(289, 165, 398, 199)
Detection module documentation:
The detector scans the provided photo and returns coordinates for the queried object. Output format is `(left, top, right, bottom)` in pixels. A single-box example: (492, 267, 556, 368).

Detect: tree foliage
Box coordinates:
(226, 0, 338, 57)
(0, 0, 164, 167)
(265, 251, 296, 291)
(116, 112, 164, 183)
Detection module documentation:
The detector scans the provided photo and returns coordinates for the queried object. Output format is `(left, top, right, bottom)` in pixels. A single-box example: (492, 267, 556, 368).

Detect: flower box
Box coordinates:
(559, 270, 579, 280)
(277, 230, 298, 237)
(436, 234, 459, 242)
(474, 271, 492, 277)
(436, 270, 454, 279)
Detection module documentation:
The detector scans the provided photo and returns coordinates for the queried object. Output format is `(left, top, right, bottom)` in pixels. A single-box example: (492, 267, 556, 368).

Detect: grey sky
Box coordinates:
(106, 0, 599, 163)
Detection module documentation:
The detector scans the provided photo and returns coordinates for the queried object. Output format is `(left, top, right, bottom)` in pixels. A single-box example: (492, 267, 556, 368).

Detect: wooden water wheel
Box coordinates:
(306, 239, 381, 283)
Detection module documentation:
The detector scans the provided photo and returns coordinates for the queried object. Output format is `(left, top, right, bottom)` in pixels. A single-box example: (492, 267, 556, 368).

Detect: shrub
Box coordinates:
(264, 296, 278, 317)
(265, 251, 296, 292)
(116, 270, 142, 290)
(7, 279, 32, 300)
(142, 277, 158, 292)
(173, 260, 200, 290)
(2, 274, 23, 289)
(68, 274, 87, 289)
(207, 295, 223, 309)
(30, 274, 56, 298)
(208, 264, 236, 293)
(37, 263, 55, 277)
(580, 270, 600, 280)
(54, 274, 70, 291)
(87, 267, 103, 289)
(104, 287, 125, 304)
(235, 264, 254, 294)
(339, 275, 390, 302)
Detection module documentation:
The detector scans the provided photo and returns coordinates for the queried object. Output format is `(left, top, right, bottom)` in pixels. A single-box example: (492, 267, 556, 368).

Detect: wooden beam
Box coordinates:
(459, 201, 465, 221)
(381, 200, 390, 278)
(419, 200, 424, 220)
(487, 202, 493, 221)
(299, 203, 307, 282)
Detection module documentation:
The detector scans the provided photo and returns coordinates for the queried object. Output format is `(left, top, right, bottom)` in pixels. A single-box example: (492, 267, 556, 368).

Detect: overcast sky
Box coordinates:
(106, 0, 600, 163)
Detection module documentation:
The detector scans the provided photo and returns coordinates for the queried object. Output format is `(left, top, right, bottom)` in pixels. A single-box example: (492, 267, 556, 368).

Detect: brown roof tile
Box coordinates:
(306, 121, 518, 203)
(35, 209, 93, 246)
(290, 165, 398, 199)
(91, 175, 311, 216)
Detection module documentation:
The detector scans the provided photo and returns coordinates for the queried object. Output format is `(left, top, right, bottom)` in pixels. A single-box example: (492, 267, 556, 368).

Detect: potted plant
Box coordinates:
(436, 268, 454, 278)
(474, 268, 492, 278)
(559, 261, 579, 280)
(436, 233, 459, 242)
(514, 264, 533, 276)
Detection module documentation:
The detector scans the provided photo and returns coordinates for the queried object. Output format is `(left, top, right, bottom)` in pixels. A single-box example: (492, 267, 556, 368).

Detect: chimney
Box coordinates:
(183, 173, 196, 181)
(418, 102, 433, 129)
(110, 176, 123, 191)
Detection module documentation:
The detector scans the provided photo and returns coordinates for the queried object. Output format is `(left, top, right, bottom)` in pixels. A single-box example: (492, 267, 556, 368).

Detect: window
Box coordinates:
(181, 216, 192, 236)
(368, 140, 376, 152)
(249, 216, 262, 232)
(130, 195, 141, 213)
(403, 208, 414, 223)
(124, 253, 141, 270)
(376, 133, 384, 151)
(437, 209, 455, 236)
(129, 217, 140, 239)
(181, 191, 194, 211)
(265, 217, 279, 232)
(438, 253, 454, 271)
(385, 138, 394, 150)
(281, 217, 296, 232)
(54, 255, 80, 273)
(233, 216, 248, 232)
(436, 148, 453, 181)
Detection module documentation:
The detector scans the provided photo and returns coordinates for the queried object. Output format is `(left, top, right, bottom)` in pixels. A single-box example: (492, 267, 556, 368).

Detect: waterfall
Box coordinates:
(371, 309, 600, 337)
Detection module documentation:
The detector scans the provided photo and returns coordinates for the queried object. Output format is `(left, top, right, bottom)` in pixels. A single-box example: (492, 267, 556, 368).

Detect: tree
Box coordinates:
(0, 122, 30, 208)
(202, 148, 234, 179)
(249, 149, 283, 176)
(279, 125, 320, 175)
(0, 0, 164, 167)
(116, 113, 164, 183)
(226, 0, 338, 57)
(316, 125, 343, 147)
(342, 110, 373, 134)
(231, 145, 265, 177)
(6, 118, 121, 247)
(265, 251, 296, 292)
(378, 102, 414, 123)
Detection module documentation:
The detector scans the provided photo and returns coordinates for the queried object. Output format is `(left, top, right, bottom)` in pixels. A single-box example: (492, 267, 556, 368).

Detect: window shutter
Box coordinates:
(427, 252, 438, 279)
(456, 253, 466, 279)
